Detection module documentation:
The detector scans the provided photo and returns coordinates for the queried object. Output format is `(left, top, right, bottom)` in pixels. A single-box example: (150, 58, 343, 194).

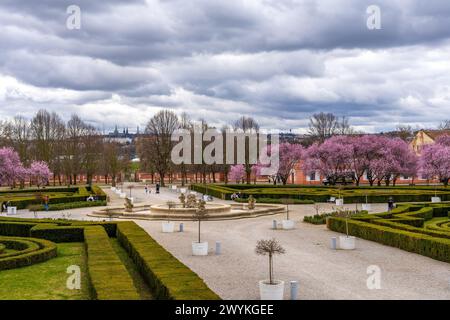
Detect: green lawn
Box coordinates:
(0, 243, 91, 300)
(110, 239, 153, 300)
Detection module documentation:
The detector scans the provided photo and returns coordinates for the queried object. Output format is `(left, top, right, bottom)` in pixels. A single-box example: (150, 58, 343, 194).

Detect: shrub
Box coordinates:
(303, 213, 333, 225)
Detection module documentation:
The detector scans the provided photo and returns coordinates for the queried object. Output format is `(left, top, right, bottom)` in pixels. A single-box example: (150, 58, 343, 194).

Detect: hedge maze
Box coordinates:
(0, 217, 220, 300)
(192, 184, 450, 203)
(327, 202, 450, 263)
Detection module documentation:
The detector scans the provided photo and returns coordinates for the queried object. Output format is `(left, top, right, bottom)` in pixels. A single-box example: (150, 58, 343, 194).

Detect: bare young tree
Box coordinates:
(144, 110, 180, 187)
(233, 116, 259, 184)
(438, 120, 450, 130)
(255, 238, 285, 285)
(308, 112, 339, 142)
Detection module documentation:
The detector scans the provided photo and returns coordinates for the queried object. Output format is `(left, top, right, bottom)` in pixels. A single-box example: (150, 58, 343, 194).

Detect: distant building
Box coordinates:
(410, 129, 450, 155)
(106, 125, 137, 144)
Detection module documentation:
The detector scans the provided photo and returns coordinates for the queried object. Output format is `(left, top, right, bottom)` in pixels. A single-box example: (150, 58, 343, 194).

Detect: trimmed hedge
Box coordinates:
(0, 243, 4, 254)
(117, 221, 220, 300)
(0, 236, 57, 270)
(327, 217, 450, 263)
(27, 200, 107, 212)
(84, 226, 140, 300)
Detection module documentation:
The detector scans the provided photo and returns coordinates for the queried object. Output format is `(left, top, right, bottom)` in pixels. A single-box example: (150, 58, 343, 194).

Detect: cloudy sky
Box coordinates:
(1, 0, 450, 133)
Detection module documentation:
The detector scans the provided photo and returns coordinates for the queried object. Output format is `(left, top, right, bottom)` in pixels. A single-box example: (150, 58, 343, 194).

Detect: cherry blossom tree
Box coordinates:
(228, 164, 246, 183)
(420, 136, 450, 186)
(304, 137, 352, 185)
(256, 143, 304, 185)
(29, 161, 51, 188)
(0, 147, 26, 188)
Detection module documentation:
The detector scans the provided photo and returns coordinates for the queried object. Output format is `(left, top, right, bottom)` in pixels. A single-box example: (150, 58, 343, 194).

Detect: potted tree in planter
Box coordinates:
(362, 194, 371, 211)
(335, 186, 344, 206)
(280, 198, 295, 230)
(431, 187, 441, 203)
(256, 238, 286, 300)
(248, 195, 256, 210)
(162, 201, 176, 233)
(192, 200, 209, 255)
(332, 208, 357, 250)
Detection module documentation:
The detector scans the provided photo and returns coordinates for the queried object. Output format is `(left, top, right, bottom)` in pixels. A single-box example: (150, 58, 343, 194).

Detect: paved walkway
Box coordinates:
(4, 183, 450, 300)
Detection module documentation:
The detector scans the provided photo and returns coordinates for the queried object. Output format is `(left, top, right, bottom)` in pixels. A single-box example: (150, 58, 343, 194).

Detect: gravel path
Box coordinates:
(5, 184, 450, 300)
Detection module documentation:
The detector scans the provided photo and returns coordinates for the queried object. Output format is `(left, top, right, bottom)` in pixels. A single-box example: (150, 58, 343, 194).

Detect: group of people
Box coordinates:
(230, 192, 242, 200)
(144, 183, 160, 195)
(1, 201, 11, 213)
(86, 194, 99, 202)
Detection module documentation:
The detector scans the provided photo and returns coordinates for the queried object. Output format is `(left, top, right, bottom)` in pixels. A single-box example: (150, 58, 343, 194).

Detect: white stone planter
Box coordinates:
(111, 187, 116, 192)
(162, 222, 175, 233)
(259, 280, 285, 300)
(362, 203, 371, 211)
(180, 188, 187, 194)
(7, 207, 17, 215)
(192, 241, 208, 256)
(431, 197, 441, 203)
(339, 235, 356, 250)
(120, 193, 127, 198)
(281, 219, 295, 230)
(335, 199, 344, 206)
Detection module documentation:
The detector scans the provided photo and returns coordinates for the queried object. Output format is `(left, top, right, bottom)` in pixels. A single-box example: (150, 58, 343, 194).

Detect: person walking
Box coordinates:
(144, 184, 148, 195)
(43, 196, 49, 212)
(388, 197, 395, 212)
(156, 182, 160, 194)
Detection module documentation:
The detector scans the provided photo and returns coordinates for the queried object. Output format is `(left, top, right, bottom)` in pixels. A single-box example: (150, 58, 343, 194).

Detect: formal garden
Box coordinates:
(0, 216, 219, 300)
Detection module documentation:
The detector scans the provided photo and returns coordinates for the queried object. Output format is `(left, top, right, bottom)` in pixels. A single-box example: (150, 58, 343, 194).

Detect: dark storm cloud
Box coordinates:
(0, 0, 450, 131)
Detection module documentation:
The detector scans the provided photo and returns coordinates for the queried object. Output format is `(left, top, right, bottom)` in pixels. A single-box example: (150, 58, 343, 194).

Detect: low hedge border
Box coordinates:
(0, 243, 4, 254)
(84, 226, 140, 300)
(117, 221, 220, 300)
(0, 218, 117, 242)
(0, 236, 57, 270)
(27, 200, 107, 212)
(234, 197, 314, 204)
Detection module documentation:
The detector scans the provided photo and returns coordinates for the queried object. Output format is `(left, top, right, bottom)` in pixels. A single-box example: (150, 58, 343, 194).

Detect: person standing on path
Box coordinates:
(388, 197, 395, 212)
(144, 184, 148, 195)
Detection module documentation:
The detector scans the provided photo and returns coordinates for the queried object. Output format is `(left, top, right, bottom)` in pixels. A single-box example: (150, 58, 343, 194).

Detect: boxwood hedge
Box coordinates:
(0, 236, 57, 270)
(327, 202, 450, 263)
